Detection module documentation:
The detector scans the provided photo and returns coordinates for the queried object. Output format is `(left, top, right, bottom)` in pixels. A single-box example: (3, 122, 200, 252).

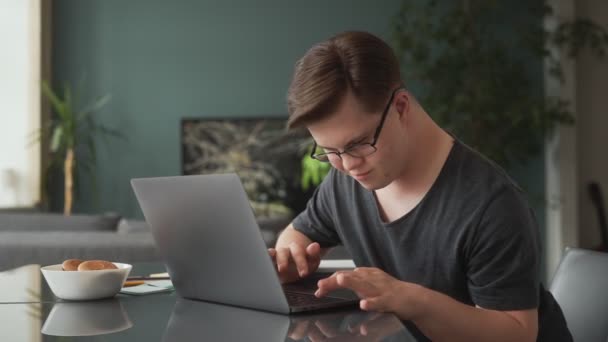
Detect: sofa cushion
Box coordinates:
(117, 217, 284, 247)
(117, 218, 150, 234)
(0, 231, 159, 271)
(0, 212, 121, 232)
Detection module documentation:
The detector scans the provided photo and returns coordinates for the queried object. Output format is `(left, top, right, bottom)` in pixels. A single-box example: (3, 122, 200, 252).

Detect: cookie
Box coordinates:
(77, 260, 118, 271)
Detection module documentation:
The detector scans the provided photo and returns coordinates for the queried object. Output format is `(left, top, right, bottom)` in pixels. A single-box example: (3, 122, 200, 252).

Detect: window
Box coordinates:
(0, 0, 41, 208)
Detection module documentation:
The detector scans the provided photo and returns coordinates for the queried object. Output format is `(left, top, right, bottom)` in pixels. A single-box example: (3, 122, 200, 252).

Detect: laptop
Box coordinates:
(131, 173, 358, 314)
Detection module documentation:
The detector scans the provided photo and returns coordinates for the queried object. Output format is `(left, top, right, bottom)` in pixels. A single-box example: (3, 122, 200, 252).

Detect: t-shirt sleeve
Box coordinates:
(465, 187, 540, 311)
(291, 169, 341, 248)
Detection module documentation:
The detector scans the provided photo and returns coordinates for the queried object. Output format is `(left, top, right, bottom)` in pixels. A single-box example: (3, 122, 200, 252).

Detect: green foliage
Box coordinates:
(35, 80, 121, 209)
(40, 81, 115, 155)
(391, 0, 608, 168)
(300, 143, 331, 191)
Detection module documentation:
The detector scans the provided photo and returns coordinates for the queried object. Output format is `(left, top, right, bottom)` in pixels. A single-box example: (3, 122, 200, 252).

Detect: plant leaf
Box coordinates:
(50, 126, 63, 152)
(41, 81, 66, 121)
(97, 124, 125, 139)
(64, 84, 72, 119)
(78, 94, 111, 121)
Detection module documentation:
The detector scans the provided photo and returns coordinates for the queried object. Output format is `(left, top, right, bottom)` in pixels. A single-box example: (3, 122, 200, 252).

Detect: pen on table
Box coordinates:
(126, 276, 171, 281)
(123, 280, 145, 287)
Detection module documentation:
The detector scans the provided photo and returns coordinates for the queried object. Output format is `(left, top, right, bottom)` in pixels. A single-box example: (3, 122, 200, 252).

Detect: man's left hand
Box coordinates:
(315, 267, 422, 319)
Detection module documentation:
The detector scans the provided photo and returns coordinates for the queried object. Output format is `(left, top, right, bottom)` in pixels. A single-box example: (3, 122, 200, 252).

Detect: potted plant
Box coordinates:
(391, 0, 608, 168)
(37, 81, 121, 215)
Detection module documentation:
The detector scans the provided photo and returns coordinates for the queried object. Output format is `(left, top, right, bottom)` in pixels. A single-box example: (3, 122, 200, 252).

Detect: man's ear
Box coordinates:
(395, 91, 410, 120)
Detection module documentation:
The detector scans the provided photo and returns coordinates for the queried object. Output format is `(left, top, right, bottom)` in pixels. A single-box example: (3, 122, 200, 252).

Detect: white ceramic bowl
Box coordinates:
(41, 262, 132, 301)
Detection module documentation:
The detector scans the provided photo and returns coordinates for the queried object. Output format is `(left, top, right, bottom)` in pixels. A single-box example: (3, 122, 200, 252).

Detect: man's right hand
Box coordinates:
(268, 242, 322, 284)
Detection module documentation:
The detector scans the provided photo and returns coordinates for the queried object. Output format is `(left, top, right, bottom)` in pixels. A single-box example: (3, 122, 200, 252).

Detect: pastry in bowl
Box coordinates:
(62, 259, 83, 271)
(77, 260, 118, 271)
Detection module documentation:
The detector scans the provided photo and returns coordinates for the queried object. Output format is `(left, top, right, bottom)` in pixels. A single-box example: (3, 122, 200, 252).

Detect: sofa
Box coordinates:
(0, 212, 289, 271)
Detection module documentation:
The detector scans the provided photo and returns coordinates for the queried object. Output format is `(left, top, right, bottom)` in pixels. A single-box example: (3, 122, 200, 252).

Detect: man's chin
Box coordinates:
(355, 178, 386, 191)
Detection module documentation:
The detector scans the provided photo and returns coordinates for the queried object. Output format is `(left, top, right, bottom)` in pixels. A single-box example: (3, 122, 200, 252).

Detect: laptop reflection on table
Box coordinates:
(162, 298, 417, 342)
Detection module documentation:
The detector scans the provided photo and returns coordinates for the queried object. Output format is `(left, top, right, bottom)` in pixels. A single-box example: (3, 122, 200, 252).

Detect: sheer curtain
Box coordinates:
(0, 0, 41, 208)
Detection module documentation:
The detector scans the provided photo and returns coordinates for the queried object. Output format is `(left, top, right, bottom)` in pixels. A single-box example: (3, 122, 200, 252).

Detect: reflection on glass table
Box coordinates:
(0, 262, 167, 304)
(41, 298, 132, 337)
(0, 264, 44, 303)
(287, 310, 407, 341)
(0, 302, 42, 342)
(163, 298, 417, 341)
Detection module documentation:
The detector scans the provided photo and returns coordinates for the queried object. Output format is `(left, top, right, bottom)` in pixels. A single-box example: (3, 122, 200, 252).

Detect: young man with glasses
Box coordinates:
(268, 31, 571, 341)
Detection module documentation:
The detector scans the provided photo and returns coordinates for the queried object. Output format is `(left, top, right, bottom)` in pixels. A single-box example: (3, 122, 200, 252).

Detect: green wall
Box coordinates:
(52, 0, 545, 239)
(52, 0, 402, 217)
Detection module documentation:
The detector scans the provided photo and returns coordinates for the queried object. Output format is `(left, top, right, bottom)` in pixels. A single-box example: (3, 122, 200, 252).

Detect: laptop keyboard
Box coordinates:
(285, 291, 347, 307)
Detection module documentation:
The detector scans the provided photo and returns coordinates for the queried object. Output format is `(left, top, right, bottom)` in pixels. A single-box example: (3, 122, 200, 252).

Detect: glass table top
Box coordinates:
(0, 263, 420, 341)
(0, 297, 419, 341)
(0, 262, 166, 304)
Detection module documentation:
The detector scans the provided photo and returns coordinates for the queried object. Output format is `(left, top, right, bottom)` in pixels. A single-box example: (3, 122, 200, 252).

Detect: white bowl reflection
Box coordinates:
(41, 299, 133, 337)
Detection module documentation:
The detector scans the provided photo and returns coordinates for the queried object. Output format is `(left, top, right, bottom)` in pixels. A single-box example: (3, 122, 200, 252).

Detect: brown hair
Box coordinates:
(286, 31, 402, 129)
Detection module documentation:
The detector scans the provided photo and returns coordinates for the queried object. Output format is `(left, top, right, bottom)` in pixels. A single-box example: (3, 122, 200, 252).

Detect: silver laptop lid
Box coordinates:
(131, 173, 289, 313)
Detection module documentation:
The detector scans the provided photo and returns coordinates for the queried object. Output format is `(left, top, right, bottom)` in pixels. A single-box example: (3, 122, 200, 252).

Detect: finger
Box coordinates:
(306, 242, 321, 258)
(338, 272, 376, 295)
(315, 277, 337, 297)
(275, 247, 291, 272)
(306, 242, 322, 269)
(354, 267, 385, 278)
(358, 314, 388, 337)
(287, 320, 309, 340)
(360, 297, 386, 312)
(359, 323, 371, 336)
(328, 270, 346, 277)
(316, 271, 356, 297)
(267, 249, 277, 267)
(289, 242, 309, 277)
(330, 272, 372, 297)
(314, 319, 339, 338)
(360, 322, 369, 336)
(368, 312, 383, 321)
(268, 248, 276, 260)
(359, 317, 384, 337)
(360, 298, 372, 311)
(306, 324, 326, 342)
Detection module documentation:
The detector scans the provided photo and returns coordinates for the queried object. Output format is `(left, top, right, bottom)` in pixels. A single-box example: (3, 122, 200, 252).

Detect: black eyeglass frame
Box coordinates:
(310, 85, 404, 162)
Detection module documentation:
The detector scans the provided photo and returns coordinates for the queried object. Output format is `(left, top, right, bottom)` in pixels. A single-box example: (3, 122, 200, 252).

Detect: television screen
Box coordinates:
(181, 117, 312, 218)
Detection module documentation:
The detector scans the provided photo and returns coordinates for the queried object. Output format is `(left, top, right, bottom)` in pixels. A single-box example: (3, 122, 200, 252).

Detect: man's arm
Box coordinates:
(316, 268, 538, 342)
(275, 224, 314, 249)
(410, 284, 538, 342)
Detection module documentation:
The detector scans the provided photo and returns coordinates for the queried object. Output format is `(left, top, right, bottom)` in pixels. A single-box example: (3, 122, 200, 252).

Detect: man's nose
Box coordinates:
(340, 154, 364, 172)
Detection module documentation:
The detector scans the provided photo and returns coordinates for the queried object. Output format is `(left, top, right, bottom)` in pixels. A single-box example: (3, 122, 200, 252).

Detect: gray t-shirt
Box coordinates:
(292, 139, 571, 341)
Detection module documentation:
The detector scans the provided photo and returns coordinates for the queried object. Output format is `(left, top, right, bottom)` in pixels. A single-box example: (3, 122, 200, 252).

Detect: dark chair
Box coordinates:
(550, 248, 608, 342)
(589, 182, 608, 251)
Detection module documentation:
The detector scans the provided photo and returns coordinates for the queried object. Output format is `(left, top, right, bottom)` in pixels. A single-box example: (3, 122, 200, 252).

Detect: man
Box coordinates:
(267, 31, 572, 341)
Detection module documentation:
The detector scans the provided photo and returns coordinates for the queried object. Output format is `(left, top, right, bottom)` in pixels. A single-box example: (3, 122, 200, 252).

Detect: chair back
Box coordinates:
(550, 248, 608, 342)
(589, 182, 608, 250)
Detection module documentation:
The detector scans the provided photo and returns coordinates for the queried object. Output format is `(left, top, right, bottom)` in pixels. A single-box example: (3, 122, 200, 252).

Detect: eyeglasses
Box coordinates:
(310, 86, 403, 163)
